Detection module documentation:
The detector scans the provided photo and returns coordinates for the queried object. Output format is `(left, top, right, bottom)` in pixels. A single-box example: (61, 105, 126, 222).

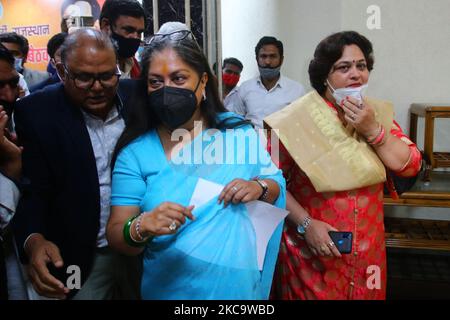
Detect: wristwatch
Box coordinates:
(297, 216, 312, 235)
(255, 179, 269, 201)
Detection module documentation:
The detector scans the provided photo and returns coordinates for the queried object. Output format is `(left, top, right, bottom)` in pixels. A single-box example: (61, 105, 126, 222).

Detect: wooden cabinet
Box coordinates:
(409, 104, 450, 181)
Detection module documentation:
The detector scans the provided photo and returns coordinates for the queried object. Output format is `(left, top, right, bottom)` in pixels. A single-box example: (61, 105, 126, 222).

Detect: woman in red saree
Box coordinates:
(266, 31, 421, 300)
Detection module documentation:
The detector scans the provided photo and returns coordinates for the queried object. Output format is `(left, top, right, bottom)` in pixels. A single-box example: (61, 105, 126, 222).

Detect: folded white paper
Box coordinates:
(189, 178, 288, 271)
(245, 201, 289, 270)
(189, 178, 224, 208)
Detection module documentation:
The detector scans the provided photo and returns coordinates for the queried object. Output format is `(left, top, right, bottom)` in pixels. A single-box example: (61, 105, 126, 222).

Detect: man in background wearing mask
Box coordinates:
(100, 0, 146, 79)
(0, 33, 50, 88)
(31, 32, 68, 93)
(221, 57, 243, 109)
(229, 36, 305, 129)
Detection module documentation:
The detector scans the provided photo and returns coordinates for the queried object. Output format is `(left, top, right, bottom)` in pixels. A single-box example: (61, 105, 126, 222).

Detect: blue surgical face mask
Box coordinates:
(14, 57, 23, 72)
(326, 79, 368, 106)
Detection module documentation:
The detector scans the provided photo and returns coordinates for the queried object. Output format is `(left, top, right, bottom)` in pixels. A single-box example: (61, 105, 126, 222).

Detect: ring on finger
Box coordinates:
(328, 241, 335, 248)
(232, 186, 239, 193)
(169, 220, 177, 231)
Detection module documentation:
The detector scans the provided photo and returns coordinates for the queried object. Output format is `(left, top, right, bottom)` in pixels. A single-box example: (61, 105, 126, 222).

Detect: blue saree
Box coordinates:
(111, 112, 286, 300)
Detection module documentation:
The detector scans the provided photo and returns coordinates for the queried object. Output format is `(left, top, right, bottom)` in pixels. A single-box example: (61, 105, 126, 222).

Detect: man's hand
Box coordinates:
(0, 106, 22, 180)
(25, 234, 70, 299)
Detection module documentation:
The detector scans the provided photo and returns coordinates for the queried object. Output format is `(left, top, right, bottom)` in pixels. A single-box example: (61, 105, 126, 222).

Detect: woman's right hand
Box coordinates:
(140, 202, 195, 236)
(304, 219, 342, 258)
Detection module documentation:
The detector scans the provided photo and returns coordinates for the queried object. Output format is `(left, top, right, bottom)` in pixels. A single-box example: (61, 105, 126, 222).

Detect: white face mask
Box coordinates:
(326, 79, 368, 106)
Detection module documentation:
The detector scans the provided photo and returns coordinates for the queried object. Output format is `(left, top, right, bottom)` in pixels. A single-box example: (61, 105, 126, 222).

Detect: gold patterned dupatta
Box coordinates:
(264, 91, 394, 192)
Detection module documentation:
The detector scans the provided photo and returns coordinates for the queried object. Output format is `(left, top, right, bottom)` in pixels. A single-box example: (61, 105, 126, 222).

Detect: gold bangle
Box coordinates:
(399, 150, 413, 172)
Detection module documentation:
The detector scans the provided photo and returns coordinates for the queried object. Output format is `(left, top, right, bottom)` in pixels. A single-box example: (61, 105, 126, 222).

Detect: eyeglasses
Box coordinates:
(0, 75, 20, 89)
(144, 29, 199, 46)
(63, 65, 121, 90)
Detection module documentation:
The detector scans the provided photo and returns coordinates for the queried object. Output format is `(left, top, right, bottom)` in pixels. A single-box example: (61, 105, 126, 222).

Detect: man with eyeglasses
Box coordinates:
(12, 29, 141, 300)
(100, 0, 146, 79)
(31, 32, 68, 93)
(0, 44, 24, 300)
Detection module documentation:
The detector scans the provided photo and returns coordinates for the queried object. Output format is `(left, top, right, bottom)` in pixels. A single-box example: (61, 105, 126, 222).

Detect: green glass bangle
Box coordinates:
(123, 215, 147, 248)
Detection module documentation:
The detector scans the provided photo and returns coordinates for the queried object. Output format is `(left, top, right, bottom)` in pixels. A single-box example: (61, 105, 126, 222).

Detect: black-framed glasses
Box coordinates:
(144, 29, 198, 46)
(63, 65, 121, 90)
(0, 75, 20, 89)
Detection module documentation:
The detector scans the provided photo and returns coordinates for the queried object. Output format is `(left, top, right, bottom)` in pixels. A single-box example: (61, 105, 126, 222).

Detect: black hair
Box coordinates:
(60, 28, 116, 65)
(100, 0, 146, 26)
(255, 36, 284, 58)
(47, 32, 68, 59)
(309, 31, 374, 95)
(61, 0, 101, 20)
(223, 57, 243, 72)
(0, 32, 29, 57)
(113, 36, 250, 164)
(0, 43, 15, 66)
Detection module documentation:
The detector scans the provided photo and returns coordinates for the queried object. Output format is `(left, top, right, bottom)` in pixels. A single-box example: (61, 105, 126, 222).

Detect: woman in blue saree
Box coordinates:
(106, 27, 286, 300)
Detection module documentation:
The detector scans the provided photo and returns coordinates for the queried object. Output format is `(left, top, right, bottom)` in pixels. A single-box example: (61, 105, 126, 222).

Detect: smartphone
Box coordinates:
(328, 231, 353, 254)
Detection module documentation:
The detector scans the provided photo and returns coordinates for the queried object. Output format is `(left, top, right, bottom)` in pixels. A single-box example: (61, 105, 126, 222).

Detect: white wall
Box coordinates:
(341, 0, 450, 151)
(221, 0, 450, 150)
(221, 0, 280, 82)
(277, 0, 342, 90)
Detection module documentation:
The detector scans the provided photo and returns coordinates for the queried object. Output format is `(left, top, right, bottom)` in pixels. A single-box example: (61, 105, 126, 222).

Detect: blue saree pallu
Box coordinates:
(112, 113, 286, 299)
